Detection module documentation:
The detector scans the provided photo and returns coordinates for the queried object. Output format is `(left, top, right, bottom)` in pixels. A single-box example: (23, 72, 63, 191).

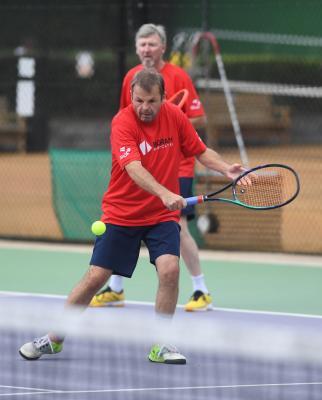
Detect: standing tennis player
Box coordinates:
(19, 70, 246, 364)
(90, 23, 212, 312)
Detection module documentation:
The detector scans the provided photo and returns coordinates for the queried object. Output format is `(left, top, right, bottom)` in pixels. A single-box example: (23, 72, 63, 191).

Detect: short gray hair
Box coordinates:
(135, 24, 167, 45)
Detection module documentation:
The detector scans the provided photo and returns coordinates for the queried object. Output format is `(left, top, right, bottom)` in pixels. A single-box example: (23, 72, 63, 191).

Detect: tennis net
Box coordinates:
(1, 294, 322, 400)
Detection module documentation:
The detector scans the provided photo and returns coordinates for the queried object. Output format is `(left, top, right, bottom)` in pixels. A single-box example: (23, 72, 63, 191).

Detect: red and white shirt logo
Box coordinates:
(119, 146, 131, 160)
(139, 140, 152, 155)
(190, 98, 201, 111)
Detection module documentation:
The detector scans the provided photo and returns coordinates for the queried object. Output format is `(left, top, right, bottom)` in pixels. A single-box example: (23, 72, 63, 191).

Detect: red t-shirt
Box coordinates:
(102, 102, 207, 226)
(119, 63, 205, 177)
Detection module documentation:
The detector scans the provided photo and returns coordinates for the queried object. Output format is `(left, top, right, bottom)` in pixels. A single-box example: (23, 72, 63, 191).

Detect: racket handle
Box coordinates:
(185, 195, 204, 206)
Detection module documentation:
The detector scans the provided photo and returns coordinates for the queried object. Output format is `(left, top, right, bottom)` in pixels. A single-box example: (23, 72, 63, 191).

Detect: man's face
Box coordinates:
(131, 84, 164, 122)
(135, 33, 165, 69)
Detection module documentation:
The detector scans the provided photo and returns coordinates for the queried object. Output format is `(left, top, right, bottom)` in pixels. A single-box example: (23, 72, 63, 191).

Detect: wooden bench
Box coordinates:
(0, 97, 27, 152)
(199, 92, 291, 147)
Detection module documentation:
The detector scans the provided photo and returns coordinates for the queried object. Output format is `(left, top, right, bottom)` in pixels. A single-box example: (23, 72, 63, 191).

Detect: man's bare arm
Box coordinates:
(189, 115, 207, 130)
(197, 148, 246, 181)
(125, 160, 186, 210)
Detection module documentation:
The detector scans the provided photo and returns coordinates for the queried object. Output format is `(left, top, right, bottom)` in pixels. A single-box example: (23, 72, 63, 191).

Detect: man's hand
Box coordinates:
(225, 163, 246, 180)
(160, 191, 187, 211)
(225, 163, 253, 186)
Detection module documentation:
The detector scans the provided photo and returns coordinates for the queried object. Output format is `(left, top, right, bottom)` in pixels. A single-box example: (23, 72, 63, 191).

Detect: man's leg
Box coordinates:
(148, 253, 185, 364)
(19, 265, 112, 360)
(144, 222, 186, 364)
(51, 266, 112, 342)
(155, 254, 180, 315)
(19, 222, 142, 360)
(66, 265, 112, 307)
(179, 215, 202, 277)
(180, 216, 212, 312)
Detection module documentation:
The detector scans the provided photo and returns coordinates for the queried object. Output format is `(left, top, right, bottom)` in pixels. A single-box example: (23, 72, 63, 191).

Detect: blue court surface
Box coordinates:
(1, 293, 322, 400)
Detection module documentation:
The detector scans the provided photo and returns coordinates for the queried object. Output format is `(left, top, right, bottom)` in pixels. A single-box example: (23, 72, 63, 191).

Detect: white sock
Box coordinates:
(109, 275, 124, 293)
(191, 274, 208, 294)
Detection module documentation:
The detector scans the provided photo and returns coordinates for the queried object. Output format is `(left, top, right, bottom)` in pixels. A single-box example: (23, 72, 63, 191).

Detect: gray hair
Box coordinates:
(131, 69, 165, 98)
(135, 23, 167, 45)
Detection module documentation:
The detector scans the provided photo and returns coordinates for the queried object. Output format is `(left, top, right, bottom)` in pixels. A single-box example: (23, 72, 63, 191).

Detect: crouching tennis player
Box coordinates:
(19, 69, 246, 364)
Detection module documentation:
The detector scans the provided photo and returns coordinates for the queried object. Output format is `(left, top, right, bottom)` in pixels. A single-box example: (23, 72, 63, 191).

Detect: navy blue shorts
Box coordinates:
(89, 221, 180, 278)
(179, 177, 195, 221)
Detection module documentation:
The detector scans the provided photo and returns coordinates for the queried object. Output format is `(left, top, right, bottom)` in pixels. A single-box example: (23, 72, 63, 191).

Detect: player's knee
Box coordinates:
(158, 262, 179, 286)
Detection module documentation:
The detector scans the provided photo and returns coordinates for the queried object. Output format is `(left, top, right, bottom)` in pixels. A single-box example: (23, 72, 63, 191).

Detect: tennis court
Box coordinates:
(1, 240, 322, 400)
(1, 2, 322, 399)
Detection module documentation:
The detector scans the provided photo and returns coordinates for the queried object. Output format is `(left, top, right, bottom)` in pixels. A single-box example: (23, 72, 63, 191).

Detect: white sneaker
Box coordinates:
(148, 344, 186, 364)
(19, 335, 63, 360)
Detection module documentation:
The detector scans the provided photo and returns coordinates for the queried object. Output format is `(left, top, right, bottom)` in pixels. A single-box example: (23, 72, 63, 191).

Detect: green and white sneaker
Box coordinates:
(148, 344, 186, 364)
(19, 335, 63, 360)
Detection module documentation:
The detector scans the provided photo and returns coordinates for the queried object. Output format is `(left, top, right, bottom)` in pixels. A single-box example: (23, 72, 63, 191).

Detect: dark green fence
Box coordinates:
(50, 149, 111, 240)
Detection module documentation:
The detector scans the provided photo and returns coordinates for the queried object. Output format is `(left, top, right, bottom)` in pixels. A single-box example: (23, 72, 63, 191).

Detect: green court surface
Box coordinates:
(1, 241, 322, 316)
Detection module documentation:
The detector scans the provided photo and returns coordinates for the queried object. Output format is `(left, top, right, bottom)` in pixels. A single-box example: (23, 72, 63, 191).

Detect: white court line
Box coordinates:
(1, 382, 322, 396)
(1, 291, 322, 320)
(0, 394, 50, 397)
(1, 239, 322, 268)
(0, 393, 53, 397)
(0, 384, 59, 397)
(0, 385, 54, 392)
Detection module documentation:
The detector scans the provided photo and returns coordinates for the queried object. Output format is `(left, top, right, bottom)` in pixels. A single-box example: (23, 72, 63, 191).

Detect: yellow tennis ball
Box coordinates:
(91, 221, 106, 236)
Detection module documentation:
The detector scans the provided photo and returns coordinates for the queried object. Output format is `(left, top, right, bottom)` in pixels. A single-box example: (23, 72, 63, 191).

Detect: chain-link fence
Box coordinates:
(168, 25, 322, 254)
(0, 1, 321, 253)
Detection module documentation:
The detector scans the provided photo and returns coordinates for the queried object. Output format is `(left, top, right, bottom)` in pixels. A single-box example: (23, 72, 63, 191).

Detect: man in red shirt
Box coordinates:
(90, 23, 212, 311)
(19, 70, 247, 364)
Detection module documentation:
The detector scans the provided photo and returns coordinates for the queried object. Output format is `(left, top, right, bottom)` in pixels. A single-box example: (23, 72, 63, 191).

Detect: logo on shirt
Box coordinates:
(153, 137, 173, 150)
(139, 140, 152, 155)
(119, 146, 131, 160)
(190, 98, 201, 111)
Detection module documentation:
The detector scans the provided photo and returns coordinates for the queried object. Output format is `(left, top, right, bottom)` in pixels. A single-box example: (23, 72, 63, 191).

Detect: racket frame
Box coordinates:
(186, 163, 300, 210)
(167, 88, 189, 109)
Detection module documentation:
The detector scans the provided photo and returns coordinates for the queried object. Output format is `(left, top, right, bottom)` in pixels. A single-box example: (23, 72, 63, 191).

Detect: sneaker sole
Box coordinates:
(185, 304, 213, 312)
(90, 301, 125, 308)
(164, 359, 186, 365)
(19, 350, 41, 361)
(148, 357, 186, 365)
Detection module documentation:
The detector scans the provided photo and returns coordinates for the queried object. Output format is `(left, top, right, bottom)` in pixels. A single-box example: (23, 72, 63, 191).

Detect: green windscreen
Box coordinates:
(50, 149, 112, 241)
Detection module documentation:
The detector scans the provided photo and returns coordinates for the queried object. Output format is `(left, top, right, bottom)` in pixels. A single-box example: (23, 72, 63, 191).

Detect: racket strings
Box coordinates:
(236, 167, 298, 207)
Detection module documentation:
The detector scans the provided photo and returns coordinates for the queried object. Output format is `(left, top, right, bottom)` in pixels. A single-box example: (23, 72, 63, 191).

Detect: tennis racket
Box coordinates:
(167, 89, 189, 109)
(185, 164, 300, 210)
